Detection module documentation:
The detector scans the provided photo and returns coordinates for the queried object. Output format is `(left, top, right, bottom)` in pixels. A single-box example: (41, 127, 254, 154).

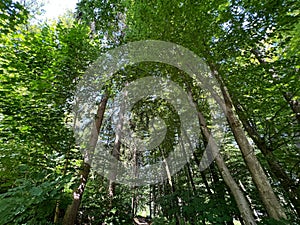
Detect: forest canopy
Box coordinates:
(0, 0, 299, 224)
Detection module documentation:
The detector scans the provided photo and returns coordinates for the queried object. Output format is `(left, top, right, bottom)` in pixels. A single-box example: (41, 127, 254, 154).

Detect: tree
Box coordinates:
(1, 0, 298, 224)
(0, 3, 100, 223)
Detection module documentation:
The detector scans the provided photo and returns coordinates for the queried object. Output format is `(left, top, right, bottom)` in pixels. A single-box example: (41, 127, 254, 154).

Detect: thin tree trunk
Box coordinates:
(159, 146, 180, 225)
(108, 137, 121, 199)
(196, 107, 257, 225)
(180, 136, 197, 195)
(63, 95, 108, 225)
(149, 185, 152, 218)
(108, 89, 127, 201)
(131, 145, 138, 218)
(152, 185, 157, 217)
(186, 163, 196, 194)
(193, 152, 213, 195)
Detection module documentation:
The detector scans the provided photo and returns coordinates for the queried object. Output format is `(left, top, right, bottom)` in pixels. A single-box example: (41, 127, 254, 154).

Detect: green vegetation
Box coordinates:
(0, 0, 299, 224)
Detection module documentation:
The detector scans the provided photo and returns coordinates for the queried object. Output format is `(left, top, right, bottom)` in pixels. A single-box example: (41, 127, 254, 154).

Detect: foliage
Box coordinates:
(79, 174, 132, 224)
(0, 0, 299, 224)
(0, 0, 28, 34)
(0, 173, 70, 224)
(0, 2, 100, 223)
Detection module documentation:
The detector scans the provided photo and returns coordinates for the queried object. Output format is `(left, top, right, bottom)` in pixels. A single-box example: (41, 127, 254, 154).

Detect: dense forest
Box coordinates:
(0, 0, 299, 224)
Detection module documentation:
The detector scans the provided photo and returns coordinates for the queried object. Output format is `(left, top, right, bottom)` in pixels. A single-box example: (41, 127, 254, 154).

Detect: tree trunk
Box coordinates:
(208, 63, 287, 220)
(193, 152, 213, 195)
(63, 95, 108, 225)
(131, 145, 138, 217)
(108, 137, 121, 199)
(108, 89, 127, 201)
(196, 107, 257, 225)
(234, 100, 300, 216)
(186, 163, 196, 194)
(159, 146, 180, 225)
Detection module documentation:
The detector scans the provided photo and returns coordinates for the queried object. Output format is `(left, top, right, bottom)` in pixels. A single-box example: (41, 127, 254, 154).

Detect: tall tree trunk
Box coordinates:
(234, 100, 300, 216)
(196, 106, 257, 225)
(108, 89, 127, 201)
(208, 62, 287, 220)
(186, 87, 256, 224)
(131, 145, 138, 217)
(108, 136, 121, 199)
(185, 163, 196, 194)
(193, 152, 213, 195)
(152, 185, 157, 218)
(180, 136, 197, 195)
(149, 185, 152, 218)
(63, 95, 108, 225)
(159, 146, 180, 225)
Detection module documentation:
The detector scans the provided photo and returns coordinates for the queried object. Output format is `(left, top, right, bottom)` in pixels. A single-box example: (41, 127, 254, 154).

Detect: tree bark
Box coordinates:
(196, 106, 257, 225)
(63, 95, 108, 225)
(108, 137, 121, 199)
(108, 89, 127, 201)
(193, 152, 213, 195)
(131, 145, 138, 217)
(208, 63, 287, 220)
(159, 146, 180, 225)
(234, 101, 300, 216)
